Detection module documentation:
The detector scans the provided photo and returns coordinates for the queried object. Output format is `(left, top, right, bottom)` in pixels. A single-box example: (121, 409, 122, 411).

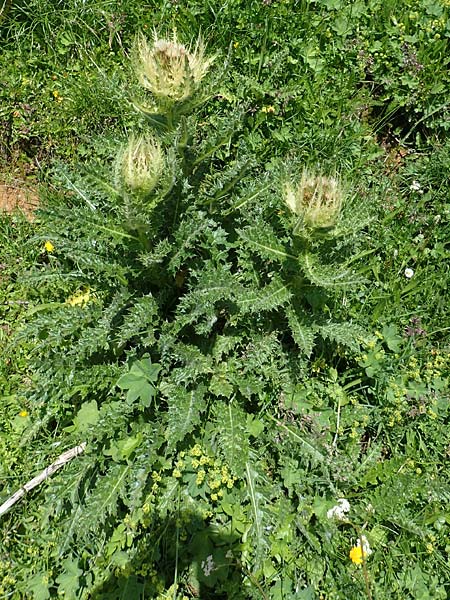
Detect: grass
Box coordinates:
(0, 1, 449, 599)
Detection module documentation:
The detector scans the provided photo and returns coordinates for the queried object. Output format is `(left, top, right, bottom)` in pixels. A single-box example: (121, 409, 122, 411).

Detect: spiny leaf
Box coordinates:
(238, 224, 294, 261)
(300, 252, 366, 288)
(213, 402, 249, 478)
(238, 277, 292, 314)
(163, 384, 207, 448)
(72, 462, 131, 542)
(317, 322, 366, 352)
(286, 308, 316, 357)
(115, 295, 159, 347)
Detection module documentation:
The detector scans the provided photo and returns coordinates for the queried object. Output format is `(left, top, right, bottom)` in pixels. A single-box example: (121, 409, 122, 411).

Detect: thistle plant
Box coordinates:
(116, 134, 165, 196)
(132, 31, 216, 127)
(284, 169, 344, 233)
(5, 32, 372, 599)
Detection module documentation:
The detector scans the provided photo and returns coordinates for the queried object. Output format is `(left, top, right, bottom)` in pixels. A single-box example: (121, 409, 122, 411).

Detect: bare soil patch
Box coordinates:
(0, 181, 39, 216)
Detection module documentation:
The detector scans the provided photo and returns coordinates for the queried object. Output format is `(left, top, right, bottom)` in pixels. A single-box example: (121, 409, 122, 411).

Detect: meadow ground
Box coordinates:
(0, 1, 449, 598)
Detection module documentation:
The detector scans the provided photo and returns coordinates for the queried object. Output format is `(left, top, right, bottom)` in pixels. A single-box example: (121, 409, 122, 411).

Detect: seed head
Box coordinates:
(133, 32, 215, 102)
(284, 169, 344, 230)
(117, 135, 165, 195)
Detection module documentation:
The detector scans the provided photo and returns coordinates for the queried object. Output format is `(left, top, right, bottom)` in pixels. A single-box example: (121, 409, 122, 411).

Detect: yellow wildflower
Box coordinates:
(44, 240, 55, 253)
(19, 410, 29, 417)
(349, 535, 372, 565)
(66, 289, 91, 308)
(349, 545, 364, 564)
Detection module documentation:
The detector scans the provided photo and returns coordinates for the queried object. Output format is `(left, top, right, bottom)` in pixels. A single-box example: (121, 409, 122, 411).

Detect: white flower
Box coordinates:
(357, 535, 372, 556)
(327, 498, 351, 520)
(366, 503, 375, 514)
(201, 555, 216, 577)
(404, 267, 414, 279)
(410, 180, 421, 192)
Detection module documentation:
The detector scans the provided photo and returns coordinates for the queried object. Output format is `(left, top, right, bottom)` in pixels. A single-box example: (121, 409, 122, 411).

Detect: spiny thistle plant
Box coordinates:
(284, 169, 344, 232)
(116, 134, 165, 196)
(132, 31, 216, 126)
(2, 32, 372, 599)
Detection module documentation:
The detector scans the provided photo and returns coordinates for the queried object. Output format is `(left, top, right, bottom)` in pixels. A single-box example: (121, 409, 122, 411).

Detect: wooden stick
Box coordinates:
(0, 442, 86, 517)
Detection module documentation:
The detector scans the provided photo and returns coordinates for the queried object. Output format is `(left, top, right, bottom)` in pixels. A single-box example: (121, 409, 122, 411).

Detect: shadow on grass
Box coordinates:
(90, 508, 255, 600)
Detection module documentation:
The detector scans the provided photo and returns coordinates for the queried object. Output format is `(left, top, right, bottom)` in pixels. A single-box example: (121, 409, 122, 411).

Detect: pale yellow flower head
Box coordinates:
(133, 31, 215, 102)
(44, 240, 55, 253)
(284, 169, 344, 230)
(117, 135, 165, 195)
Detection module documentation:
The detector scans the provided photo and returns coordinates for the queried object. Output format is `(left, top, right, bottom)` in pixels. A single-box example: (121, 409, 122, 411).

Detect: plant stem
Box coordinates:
(358, 530, 373, 600)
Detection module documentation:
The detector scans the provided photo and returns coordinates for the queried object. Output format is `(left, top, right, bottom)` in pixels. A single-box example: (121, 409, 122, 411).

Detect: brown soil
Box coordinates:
(0, 175, 39, 219)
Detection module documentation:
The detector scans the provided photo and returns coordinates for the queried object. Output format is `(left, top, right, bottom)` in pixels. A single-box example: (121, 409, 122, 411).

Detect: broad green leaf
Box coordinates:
(56, 558, 83, 600)
(129, 357, 161, 383)
(116, 357, 160, 407)
(26, 574, 51, 600)
(382, 324, 402, 352)
(72, 400, 99, 433)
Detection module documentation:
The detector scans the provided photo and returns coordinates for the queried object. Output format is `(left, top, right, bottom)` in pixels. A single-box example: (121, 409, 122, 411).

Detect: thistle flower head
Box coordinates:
(284, 169, 344, 230)
(133, 32, 215, 102)
(116, 135, 165, 195)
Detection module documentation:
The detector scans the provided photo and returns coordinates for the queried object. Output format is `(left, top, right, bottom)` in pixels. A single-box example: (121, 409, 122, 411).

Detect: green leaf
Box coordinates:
(245, 462, 266, 567)
(286, 308, 315, 357)
(238, 277, 292, 314)
(300, 252, 365, 288)
(131, 101, 169, 131)
(246, 414, 265, 438)
(105, 433, 143, 462)
(56, 558, 83, 600)
(238, 224, 294, 261)
(26, 574, 51, 600)
(72, 400, 99, 433)
(214, 402, 249, 478)
(116, 357, 160, 407)
(164, 385, 207, 447)
(317, 322, 366, 352)
(382, 324, 402, 352)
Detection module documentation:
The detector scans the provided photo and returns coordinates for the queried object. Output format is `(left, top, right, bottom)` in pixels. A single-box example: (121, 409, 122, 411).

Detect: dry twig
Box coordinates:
(0, 443, 86, 517)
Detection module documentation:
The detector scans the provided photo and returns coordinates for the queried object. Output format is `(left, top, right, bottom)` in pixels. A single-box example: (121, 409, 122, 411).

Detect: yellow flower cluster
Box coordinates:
(188, 444, 237, 501)
(66, 288, 91, 308)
